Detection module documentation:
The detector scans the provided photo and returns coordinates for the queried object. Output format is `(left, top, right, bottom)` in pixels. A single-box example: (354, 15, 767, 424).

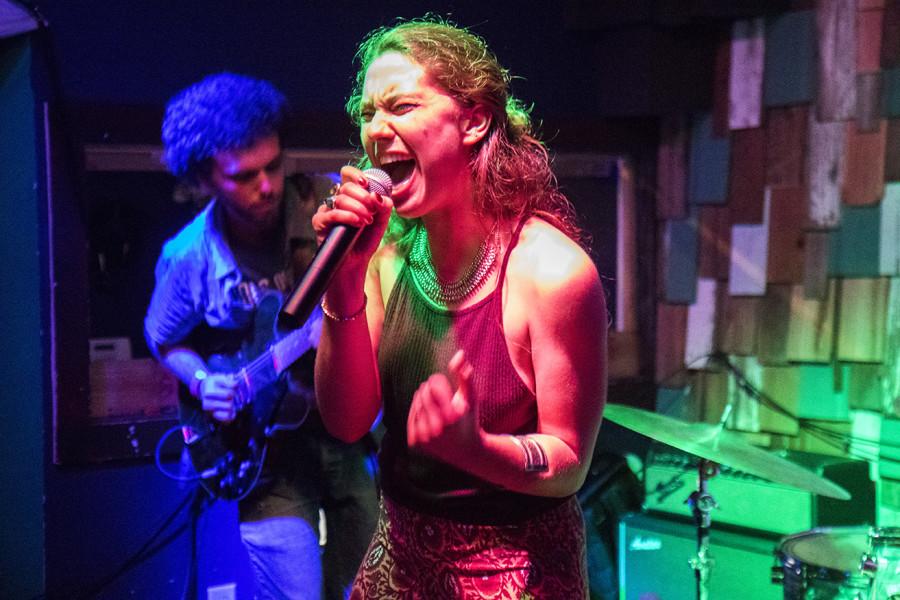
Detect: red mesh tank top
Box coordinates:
(376, 219, 568, 524)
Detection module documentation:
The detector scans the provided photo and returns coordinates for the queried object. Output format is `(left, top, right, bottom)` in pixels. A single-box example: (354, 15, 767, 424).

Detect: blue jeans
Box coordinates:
(238, 413, 378, 600)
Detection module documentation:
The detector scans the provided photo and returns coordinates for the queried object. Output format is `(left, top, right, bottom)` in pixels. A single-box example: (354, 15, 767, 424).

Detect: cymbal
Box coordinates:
(603, 403, 851, 500)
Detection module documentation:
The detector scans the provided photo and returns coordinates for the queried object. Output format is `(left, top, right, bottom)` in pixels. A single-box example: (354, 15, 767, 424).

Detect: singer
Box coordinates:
(312, 17, 608, 599)
(143, 73, 377, 599)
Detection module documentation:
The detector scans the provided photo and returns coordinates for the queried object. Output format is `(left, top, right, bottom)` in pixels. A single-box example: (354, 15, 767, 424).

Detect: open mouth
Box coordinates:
(380, 159, 415, 188)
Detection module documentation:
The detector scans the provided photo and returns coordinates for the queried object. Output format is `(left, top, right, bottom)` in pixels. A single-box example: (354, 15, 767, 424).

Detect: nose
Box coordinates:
(258, 170, 273, 195)
(364, 112, 393, 141)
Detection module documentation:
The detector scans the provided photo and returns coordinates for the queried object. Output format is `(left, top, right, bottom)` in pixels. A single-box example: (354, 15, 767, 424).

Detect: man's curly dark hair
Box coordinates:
(162, 72, 289, 184)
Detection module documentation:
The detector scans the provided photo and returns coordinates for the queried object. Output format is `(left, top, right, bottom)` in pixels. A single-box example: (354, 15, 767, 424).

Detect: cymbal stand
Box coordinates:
(687, 401, 728, 600)
(687, 459, 719, 600)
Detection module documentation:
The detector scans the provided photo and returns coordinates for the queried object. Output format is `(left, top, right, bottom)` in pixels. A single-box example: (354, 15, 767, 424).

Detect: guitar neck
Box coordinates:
(268, 311, 321, 375)
(269, 327, 309, 374)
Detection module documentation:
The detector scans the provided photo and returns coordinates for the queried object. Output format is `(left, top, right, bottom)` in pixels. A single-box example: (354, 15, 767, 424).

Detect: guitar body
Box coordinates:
(182, 292, 319, 500)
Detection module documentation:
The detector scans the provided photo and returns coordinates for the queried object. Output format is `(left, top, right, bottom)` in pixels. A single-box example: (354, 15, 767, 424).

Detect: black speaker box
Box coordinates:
(618, 512, 782, 600)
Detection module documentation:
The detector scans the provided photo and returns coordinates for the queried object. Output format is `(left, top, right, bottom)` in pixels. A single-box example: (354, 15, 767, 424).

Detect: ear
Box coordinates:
(460, 105, 492, 147)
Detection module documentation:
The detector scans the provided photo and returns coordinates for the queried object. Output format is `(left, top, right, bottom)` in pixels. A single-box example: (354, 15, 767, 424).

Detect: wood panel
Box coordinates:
(766, 105, 808, 188)
(880, 182, 900, 275)
(697, 206, 731, 280)
(663, 217, 699, 303)
(858, 0, 884, 10)
(685, 278, 718, 370)
(716, 292, 760, 356)
(879, 419, 900, 479)
(789, 420, 853, 458)
(807, 114, 845, 228)
(656, 386, 694, 420)
(837, 277, 889, 362)
(882, 278, 900, 413)
(848, 363, 887, 411)
(764, 10, 817, 106)
(89, 358, 178, 419)
(884, 68, 900, 117)
(657, 113, 689, 220)
(656, 302, 689, 385)
(759, 365, 801, 435)
(689, 112, 731, 205)
(849, 410, 882, 463)
(728, 127, 767, 223)
(884, 119, 900, 180)
(767, 187, 807, 284)
(757, 283, 793, 365)
(829, 204, 882, 276)
(882, 0, 900, 68)
(856, 72, 883, 133)
(729, 18, 765, 130)
(858, 5, 885, 72)
(786, 280, 836, 363)
(797, 364, 851, 420)
(713, 28, 732, 138)
(803, 231, 832, 300)
(729, 221, 769, 296)
(697, 369, 730, 425)
(816, 0, 858, 122)
(727, 355, 764, 432)
(842, 120, 887, 205)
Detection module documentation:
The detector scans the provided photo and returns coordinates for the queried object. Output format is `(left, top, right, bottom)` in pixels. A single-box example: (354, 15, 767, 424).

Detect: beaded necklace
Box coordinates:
(407, 224, 499, 305)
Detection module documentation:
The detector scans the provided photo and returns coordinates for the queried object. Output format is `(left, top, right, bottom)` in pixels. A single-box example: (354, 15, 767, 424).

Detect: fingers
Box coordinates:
(448, 350, 473, 417)
(311, 166, 393, 244)
(408, 374, 453, 445)
(200, 373, 239, 423)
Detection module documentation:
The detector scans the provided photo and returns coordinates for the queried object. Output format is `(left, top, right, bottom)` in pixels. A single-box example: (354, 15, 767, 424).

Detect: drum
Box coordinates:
(861, 527, 900, 600)
(774, 527, 871, 599)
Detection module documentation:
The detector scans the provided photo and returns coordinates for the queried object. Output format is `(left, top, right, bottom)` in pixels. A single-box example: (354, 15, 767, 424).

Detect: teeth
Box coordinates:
(379, 154, 411, 166)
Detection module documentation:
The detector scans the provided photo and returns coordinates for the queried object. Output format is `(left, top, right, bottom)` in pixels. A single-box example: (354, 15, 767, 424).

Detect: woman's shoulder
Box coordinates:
(507, 217, 606, 324)
(511, 217, 598, 287)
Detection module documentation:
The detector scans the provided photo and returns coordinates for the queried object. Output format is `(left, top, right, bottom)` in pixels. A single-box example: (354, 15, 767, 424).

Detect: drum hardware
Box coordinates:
(860, 526, 900, 600)
(773, 527, 872, 599)
(603, 402, 851, 600)
(686, 459, 720, 600)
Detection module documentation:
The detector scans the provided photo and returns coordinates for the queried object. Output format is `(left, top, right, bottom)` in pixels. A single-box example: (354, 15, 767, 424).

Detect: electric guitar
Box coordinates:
(181, 291, 322, 500)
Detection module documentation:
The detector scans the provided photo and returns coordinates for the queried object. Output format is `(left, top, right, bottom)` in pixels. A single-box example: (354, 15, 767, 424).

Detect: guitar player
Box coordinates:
(144, 72, 378, 600)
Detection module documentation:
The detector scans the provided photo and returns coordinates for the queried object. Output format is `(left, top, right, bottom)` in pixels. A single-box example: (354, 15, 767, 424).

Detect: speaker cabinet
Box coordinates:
(618, 513, 782, 600)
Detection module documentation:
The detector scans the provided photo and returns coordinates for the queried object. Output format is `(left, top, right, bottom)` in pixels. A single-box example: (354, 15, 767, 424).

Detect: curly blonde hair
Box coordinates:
(346, 17, 583, 249)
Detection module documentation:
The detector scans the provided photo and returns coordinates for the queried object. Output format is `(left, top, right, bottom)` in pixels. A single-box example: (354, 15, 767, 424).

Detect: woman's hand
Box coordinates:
(407, 350, 482, 464)
(311, 165, 393, 274)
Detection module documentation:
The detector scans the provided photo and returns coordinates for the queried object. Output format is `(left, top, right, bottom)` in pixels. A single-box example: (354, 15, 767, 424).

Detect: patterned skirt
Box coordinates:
(349, 495, 588, 599)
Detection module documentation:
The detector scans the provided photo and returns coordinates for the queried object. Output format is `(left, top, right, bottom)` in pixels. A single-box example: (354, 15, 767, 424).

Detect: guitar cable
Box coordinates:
(154, 424, 203, 483)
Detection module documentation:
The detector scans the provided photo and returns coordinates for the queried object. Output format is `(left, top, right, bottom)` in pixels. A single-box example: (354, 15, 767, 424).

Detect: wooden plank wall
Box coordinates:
(653, 2, 900, 526)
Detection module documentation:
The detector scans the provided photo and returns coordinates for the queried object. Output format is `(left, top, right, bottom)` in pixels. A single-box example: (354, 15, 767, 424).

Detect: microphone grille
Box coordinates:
(362, 168, 393, 197)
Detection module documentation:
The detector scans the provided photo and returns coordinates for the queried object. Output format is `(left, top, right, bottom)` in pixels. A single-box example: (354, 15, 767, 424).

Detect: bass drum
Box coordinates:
(774, 527, 871, 599)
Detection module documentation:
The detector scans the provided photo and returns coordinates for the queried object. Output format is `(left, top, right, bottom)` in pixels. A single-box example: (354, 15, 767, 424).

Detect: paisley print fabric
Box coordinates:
(349, 496, 588, 599)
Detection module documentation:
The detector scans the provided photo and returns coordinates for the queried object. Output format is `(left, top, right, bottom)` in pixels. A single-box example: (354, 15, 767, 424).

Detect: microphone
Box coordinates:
(278, 168, 393, 329)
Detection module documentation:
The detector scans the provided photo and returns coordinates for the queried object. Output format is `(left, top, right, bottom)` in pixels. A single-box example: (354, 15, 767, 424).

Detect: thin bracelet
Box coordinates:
(509, 434, 549, 473)
(321, 294, 367, 322)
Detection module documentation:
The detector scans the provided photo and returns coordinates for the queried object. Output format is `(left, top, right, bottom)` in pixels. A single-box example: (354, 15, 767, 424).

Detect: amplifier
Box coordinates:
(643, 449, 874, 535)
(618, 512, 781, 600)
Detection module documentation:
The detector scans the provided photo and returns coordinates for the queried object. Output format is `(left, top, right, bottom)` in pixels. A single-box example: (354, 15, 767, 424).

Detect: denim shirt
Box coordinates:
(144, 200, 253, 356)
